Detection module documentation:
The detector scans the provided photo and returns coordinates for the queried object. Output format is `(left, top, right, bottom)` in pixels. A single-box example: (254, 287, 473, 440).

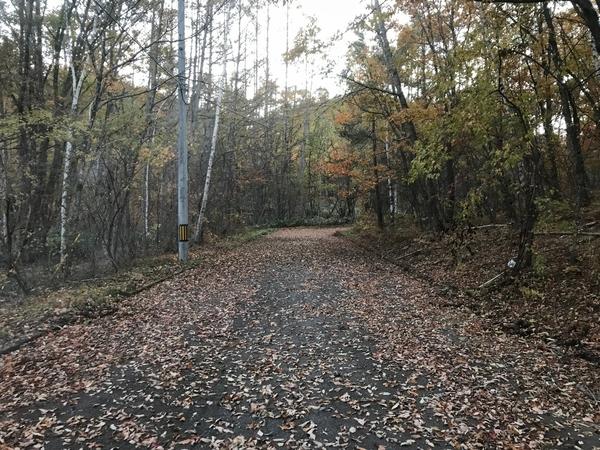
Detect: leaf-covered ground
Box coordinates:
(0, 228, 274, 351)
(342, 223, 600, 362)
(0, 228, 598, 449)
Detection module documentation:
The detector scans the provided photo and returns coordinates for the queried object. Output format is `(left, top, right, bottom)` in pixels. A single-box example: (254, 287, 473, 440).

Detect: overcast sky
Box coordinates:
(264, 0, 368, 96)
(39, 0, 371, 96)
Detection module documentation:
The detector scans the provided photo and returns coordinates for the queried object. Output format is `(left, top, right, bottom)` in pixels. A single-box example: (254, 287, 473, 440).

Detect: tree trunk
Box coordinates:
(543, 4, 590, 207)
(194, 8, 229, 243)
(372, 0, 417, 144)
(372, 120, 384, 229)
(59, 33, 87, 271)
(571, 0, 600, 69)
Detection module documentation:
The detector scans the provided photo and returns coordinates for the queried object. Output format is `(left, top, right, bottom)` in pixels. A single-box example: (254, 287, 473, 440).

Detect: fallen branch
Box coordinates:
(477, 270, 507, 290)
(0, 331, 46, 356)
(472, 223, 510, 229)
(398, 249, 422, 259)
(537, 231, 600, 237)
(470, 224, 599, 237)
(116, 266, 192, 297)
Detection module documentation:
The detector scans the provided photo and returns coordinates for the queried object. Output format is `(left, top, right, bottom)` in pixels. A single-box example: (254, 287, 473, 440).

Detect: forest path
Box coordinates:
(0, 227, 598, 449)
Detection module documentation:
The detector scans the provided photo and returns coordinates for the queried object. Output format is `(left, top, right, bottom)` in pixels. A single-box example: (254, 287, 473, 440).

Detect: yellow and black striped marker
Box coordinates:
(178, 224, 189, 242)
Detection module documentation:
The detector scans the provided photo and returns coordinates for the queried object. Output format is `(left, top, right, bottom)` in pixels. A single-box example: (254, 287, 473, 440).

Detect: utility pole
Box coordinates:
(177, 0, 189, 261)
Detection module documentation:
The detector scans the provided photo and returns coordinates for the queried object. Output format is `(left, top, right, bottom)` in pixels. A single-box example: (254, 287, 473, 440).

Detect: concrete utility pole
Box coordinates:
(177, 0, 189, 261)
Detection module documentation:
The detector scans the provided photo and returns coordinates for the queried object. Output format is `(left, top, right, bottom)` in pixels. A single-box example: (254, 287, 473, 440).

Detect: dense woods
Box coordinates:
(340, 0, 600, 268)
(0, 0, 598, 290)
(1, 1, 599, 447)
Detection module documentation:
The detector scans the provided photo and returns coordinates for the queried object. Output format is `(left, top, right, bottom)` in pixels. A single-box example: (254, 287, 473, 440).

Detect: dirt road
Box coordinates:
(1, 228, 598, 449)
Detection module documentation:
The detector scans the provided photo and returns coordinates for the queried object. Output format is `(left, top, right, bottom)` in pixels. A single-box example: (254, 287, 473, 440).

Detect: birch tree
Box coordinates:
(194, 5, 230, 243)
